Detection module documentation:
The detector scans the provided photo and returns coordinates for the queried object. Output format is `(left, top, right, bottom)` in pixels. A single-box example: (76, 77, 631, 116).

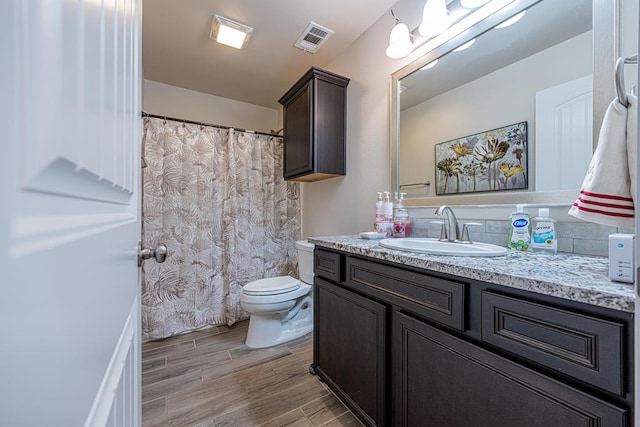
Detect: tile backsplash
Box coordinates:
(410, 216, 634, 257)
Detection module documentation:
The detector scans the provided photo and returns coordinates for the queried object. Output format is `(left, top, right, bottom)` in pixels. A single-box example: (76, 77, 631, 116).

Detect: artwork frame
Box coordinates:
(435, 121, 528, 195)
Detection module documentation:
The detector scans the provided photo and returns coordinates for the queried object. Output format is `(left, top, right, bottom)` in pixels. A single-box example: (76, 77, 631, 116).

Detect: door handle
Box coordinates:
(138, 242, 168, 267)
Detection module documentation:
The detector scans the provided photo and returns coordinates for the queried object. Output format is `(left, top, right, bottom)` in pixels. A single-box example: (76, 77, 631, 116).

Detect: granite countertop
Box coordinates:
(308, 235, 635, 313)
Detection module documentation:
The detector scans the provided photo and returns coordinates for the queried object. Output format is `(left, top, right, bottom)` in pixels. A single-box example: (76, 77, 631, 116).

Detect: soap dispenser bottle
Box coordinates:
(532, 208, 557, 253)
(375, 192, 384, 223)
(394, 208, 411, 238)
(508, 204, 531, 251)
(374, 192, 394, 237)
(393, 192, 407, 218)
(383, 192, 393, 220)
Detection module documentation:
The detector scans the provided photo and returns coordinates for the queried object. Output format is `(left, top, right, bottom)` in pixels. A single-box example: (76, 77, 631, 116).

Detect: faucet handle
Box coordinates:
(460, 222, 483, 243)
(430, 220, 447, 241)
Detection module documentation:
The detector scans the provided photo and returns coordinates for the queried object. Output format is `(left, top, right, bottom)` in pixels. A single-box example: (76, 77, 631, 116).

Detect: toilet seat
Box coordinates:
(242, 275, 300, 296)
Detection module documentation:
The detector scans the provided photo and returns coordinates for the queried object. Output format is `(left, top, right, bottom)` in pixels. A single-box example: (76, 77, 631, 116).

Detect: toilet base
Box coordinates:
(245, 297, 313, 348)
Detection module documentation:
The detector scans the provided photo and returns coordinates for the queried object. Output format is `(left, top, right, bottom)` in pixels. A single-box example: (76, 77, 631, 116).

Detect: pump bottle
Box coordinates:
(532, 208, 557, 253)
(374, 192, 394, 237)
(508, 204, 531, 251)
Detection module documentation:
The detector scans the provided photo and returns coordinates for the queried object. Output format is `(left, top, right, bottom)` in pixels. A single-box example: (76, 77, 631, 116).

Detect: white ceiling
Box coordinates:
(142, 0, 399, 109)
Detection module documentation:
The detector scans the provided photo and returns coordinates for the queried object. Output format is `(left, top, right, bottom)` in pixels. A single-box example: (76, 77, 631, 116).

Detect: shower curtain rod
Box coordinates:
(141, 112, 280, 138)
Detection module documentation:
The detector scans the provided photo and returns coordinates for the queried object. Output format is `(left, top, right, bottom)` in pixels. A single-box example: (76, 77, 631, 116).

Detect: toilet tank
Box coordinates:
(295, 240, 315, 285)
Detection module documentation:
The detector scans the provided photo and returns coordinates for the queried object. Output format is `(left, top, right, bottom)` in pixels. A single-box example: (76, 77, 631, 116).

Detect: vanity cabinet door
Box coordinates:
(314, 277, 387, 426)
(392, 310, 627, 427)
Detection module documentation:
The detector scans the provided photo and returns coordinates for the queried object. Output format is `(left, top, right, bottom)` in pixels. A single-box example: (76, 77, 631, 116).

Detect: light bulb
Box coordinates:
(386, 21, 413, 59)
(418, 0, 451, 38)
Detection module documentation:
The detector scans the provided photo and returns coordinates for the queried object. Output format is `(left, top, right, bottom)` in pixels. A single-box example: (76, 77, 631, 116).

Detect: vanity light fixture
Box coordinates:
(495, 10, 526, 28)
(453, 38, 476, 52)
(386, 11, 414, 59)
(386, 0, 451, 60)
(460, 0, 492, 8)
(385, 0, 516, 59)
(419, 0, 452, 37)
(210, 15, 253, 49)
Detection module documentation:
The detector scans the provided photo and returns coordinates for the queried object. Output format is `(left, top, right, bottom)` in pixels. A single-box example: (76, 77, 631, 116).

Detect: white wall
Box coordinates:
(143, 79, 279, 134)
(298, 1, 423, 238)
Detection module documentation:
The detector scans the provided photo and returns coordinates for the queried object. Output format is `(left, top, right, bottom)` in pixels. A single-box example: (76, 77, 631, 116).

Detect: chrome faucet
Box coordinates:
(434, 205, 483, 243)
(435, 205, 460, 242)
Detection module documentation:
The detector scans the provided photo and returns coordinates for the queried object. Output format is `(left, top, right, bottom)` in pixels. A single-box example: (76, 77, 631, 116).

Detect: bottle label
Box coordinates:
(513, 218, 529, 227)
(533, 222, 555, 246)
(374, 221, 394, 237)
(394, 220, 411, 238)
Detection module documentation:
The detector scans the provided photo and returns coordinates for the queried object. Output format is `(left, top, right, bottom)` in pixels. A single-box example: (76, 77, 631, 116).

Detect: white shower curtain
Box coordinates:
(141, 117, 301, 340)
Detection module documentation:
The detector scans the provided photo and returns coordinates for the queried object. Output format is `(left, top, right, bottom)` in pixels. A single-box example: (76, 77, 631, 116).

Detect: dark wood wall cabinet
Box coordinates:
(312, 247, 634, 427)
(278, 67, 349, 182)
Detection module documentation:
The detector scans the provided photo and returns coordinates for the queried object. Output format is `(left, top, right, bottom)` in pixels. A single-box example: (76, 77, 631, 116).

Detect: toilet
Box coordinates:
(240, 240, 315, 348)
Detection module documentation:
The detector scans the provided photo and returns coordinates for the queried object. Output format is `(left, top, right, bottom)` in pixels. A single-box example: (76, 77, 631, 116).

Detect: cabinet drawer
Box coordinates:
(481, 291, 625, 395)
(314, 249, 343, 283)
(347, 257, 466, 331)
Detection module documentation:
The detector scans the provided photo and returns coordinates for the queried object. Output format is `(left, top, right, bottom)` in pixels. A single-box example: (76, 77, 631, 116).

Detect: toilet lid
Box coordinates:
(243, 275, 300, 296)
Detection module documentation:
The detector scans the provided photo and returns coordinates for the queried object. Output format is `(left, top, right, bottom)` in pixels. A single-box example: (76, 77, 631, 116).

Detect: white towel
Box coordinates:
(627, 94, 637, 201)
(568, 94, 636, 227)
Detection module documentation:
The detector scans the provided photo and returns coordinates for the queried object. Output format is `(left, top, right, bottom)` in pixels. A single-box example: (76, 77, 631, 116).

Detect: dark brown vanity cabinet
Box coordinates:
(314, 278, 387, 426)
(394, 311, 626, 426)
(278, 67, 349, 182)
(312, 247, 633, 427)
(313, 249, 386, 426)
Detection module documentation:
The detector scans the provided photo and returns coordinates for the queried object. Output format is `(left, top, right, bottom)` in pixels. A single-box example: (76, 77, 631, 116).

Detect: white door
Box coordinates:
(0, 1, 143, 426)
(535, 75, 594, 191)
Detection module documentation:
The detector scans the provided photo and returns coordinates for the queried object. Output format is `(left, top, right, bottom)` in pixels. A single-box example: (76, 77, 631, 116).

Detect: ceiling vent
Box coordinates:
(294, 22, 334, 53)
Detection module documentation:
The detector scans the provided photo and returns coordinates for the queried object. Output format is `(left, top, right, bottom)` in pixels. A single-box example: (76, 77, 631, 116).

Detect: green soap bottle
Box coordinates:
(508, 204, 531, 251)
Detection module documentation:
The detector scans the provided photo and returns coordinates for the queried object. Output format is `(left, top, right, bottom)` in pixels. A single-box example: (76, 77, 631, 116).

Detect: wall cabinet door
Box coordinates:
(279, 67, 349, 182)
(393, 311, 627, 427)
(282, 81, 313, 178)
(314, 277, 387, 426)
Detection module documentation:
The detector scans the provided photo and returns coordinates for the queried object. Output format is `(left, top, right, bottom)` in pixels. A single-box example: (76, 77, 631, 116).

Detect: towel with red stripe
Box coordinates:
(569, 94, 637, 227)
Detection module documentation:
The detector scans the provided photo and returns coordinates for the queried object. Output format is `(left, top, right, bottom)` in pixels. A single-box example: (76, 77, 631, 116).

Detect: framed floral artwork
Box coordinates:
(435, 121, 528, 195)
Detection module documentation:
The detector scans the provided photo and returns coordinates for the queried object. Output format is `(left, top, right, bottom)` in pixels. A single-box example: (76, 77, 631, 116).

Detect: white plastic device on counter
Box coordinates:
(608, 234, 635, 283)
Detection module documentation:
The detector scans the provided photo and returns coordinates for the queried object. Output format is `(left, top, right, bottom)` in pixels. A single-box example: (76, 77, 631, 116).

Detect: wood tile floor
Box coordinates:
(142, 321, 363, 427)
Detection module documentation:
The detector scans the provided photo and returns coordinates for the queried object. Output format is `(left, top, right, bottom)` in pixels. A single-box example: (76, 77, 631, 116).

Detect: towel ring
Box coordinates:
(615, 53, 638, 107)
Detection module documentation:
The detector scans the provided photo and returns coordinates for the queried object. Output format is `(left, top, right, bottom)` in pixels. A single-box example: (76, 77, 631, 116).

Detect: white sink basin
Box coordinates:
(379, 238, 508, 257)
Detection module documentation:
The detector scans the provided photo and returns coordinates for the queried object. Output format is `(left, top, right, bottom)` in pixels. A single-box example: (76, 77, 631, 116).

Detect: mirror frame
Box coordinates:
(390, 0, 618, 208)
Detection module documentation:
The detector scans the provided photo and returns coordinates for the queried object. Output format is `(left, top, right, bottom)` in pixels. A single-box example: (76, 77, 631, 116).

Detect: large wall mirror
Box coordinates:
(391, 0, 637, 207)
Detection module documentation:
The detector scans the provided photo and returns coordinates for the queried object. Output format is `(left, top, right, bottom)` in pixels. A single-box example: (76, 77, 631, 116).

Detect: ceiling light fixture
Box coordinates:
(210, 15, 253, 49)
(386, 11, 413, 59)
(419, 0, 452, 37)
(460, 0, 492, 8)
(495, 10, 526, 28)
